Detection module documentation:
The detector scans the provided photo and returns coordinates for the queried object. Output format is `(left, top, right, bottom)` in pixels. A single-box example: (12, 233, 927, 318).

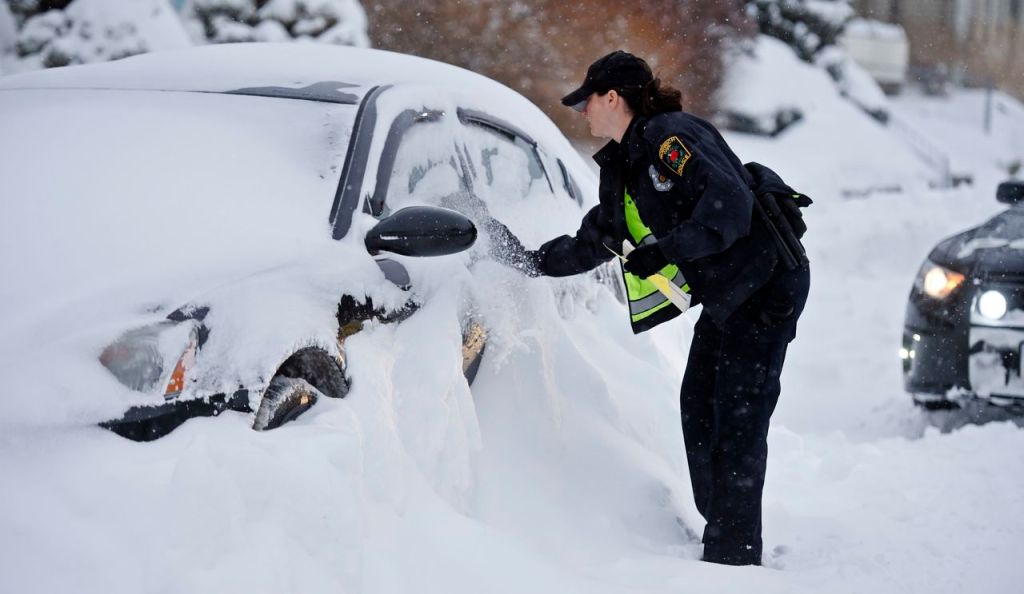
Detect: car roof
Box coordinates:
(0, 43, 517, 107)
(0, 43, 589, 197)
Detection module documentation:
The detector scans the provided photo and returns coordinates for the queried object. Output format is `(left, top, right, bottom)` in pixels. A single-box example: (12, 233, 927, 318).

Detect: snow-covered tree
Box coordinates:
(183, 0, 369, 47)
(369, 0, 751, 139)
(2, 0, 191, 71)
(745, 0, 855, 62)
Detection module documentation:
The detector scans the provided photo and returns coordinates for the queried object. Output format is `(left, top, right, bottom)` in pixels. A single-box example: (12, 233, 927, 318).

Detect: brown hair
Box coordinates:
(611, 77, 683, 116)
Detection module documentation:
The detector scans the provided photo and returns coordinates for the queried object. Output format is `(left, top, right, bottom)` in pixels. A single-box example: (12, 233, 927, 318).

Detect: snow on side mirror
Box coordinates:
(365, 206, 477, 257)
(996, 181, 1024, 205)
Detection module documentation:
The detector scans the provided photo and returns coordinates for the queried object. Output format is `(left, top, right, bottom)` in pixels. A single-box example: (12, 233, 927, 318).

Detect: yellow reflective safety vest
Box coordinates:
(622, 190, 690, 330)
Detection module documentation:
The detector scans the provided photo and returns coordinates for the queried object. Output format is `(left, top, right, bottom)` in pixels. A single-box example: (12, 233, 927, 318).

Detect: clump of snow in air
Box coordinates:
(1, 26, 1024, 594)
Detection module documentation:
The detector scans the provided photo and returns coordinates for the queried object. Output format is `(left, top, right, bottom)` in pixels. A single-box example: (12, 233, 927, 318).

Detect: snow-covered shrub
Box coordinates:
(744, 0, 854, 62)
(184, 0, 369, 46)
(368, 0, 751, 140)
(5, 0, 73, 25)
(3, 0, 190, 71)
(737, 1, 892, 124)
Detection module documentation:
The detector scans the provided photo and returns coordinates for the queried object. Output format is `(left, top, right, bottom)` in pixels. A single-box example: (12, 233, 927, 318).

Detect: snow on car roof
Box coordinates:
(0, 43, 534, 111)
(0, 43, 580, 172)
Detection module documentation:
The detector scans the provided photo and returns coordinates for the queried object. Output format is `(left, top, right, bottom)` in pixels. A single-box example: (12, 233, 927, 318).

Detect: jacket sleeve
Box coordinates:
(535, 203, 616, 277)
(653, 142, 755, 263)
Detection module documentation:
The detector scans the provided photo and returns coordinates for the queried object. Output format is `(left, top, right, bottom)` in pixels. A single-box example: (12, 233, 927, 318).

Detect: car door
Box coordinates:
(352, 105, 492, 380)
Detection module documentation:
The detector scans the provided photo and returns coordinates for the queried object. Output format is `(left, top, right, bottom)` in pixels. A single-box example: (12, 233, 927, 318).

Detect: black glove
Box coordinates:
(622, 243, 668, 278)
(485, 217, 545, 277)
(519, 250, 546, 277)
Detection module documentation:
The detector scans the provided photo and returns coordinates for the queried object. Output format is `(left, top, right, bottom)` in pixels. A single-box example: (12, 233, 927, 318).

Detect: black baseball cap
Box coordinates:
(561, 50, 654, 112)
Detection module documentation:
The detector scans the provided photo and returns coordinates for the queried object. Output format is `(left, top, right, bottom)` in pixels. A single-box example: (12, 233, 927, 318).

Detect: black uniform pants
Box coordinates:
(680, 264, 810, 566)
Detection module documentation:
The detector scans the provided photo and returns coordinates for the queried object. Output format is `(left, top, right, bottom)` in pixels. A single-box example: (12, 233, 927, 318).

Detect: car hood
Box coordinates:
(930, 206, 1024, 279)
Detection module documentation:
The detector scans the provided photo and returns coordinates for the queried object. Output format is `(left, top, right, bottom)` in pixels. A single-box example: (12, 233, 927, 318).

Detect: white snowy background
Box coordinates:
(1, 3, 1023, 593)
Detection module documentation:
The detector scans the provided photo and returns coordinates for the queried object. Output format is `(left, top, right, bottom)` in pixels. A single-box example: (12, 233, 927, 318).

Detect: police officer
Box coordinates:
(495, 50, 811, 566)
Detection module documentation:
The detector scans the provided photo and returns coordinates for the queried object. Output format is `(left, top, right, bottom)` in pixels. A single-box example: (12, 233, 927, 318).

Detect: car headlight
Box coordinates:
(99, 320, 200, 400)
(915, 261, 965, 299)
(978, 290, 1008, 320)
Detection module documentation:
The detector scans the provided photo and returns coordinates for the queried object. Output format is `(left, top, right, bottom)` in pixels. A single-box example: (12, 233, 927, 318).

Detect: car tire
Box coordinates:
(461, 320, 487, 385)
(911, 393, 959, 411)
(254, 376, 320, 431)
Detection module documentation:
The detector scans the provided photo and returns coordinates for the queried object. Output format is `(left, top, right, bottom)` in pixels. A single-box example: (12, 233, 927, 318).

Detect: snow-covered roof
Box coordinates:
(0, 42, 530, 109)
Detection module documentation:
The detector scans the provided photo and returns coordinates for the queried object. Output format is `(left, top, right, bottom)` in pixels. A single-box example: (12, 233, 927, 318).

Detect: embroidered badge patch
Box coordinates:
(649, 165, 674, 192)
(658, 136, 692, 176)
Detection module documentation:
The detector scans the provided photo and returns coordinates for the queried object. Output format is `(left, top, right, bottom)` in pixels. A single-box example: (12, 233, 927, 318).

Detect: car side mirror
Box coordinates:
(997, 180, 1024, 205)
(365, 206, 477, 257)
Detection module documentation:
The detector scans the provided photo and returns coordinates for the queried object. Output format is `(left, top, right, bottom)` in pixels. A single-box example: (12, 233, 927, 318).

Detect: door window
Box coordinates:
(461, 121, 553, 204)
(371, 111, 465, 217)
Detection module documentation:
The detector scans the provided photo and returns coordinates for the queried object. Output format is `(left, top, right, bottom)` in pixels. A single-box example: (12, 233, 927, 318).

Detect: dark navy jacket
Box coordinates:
(538, 111, 788, 330)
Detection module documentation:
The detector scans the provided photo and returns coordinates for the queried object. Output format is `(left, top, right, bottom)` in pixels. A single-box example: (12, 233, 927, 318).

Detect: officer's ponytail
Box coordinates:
(617, 77, 683, 116)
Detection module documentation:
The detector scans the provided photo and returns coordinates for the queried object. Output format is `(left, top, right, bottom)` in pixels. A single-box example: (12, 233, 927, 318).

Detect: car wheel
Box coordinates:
(461, 319, 487, 385)
(253, 376, 320, 431)
(912, 393, 959, 411)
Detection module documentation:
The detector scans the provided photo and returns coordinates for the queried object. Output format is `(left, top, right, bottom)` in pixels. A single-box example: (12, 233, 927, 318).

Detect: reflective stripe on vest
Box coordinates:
(623, 190, 690, 323)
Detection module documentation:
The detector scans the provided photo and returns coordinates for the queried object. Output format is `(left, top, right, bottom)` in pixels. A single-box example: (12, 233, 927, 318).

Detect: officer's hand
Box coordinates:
(485, 217, 545, 277)
(622, 243, 668, 278)
(519, 250, 546, 277)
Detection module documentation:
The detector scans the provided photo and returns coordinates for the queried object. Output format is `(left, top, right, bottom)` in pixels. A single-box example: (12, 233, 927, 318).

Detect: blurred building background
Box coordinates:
(366, 0, 750, 139)
(853, 0, 1024, 97)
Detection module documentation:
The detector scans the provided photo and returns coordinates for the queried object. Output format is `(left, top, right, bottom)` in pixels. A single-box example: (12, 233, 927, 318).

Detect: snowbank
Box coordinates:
(720, 35, 932, 196)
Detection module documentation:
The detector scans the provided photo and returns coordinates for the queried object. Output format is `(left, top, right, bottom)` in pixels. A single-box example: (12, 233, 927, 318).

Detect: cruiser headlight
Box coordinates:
(915, 261, 965, 300)
(100, 320, 200, 399)
(978, 290, 1008, 320)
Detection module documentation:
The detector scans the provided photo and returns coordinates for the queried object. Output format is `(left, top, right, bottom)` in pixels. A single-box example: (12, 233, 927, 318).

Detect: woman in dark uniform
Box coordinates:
(497, 50, 810, 566)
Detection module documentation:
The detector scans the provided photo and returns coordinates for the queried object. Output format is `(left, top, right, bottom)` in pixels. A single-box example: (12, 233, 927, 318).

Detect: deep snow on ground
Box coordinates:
(3, 43, 1024, 594)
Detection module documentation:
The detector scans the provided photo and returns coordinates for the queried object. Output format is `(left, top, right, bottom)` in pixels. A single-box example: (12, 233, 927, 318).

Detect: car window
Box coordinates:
(372, 113, 465, 217)
(461, 121, 553, 204)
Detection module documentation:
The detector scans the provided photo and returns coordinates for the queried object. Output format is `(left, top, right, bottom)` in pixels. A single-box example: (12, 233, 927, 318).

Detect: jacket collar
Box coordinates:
(592, 116, 646, 168)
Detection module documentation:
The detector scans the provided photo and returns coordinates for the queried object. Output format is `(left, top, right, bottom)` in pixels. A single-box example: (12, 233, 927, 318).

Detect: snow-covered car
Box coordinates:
(0, 43, 596, 441)
(839, 18, 909, 95)
(902, 180, 1024, 409)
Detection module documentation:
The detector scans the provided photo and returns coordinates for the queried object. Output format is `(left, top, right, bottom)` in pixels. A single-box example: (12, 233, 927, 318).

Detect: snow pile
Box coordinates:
(719, 35, 931, 195)
(823, 44, 890, 118)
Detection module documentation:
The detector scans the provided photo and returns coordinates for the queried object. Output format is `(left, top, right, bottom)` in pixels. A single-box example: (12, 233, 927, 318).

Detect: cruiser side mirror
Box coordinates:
(365, 206, 477, 257)
(997, 180, 1024, 205)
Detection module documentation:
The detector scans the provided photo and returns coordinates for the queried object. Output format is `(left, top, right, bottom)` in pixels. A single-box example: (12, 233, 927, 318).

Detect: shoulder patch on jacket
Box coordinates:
(658, 136, 692, 176)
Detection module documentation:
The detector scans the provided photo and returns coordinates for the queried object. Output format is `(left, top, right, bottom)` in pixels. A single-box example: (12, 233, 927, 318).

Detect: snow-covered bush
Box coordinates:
(2, 0, 190, 71)
(184, 0, 369, 47)
(0, 0, 370, 76)
(736, 1, 891, 125)
(0, 3, 19, 57)
(744, 0, 854, 62)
